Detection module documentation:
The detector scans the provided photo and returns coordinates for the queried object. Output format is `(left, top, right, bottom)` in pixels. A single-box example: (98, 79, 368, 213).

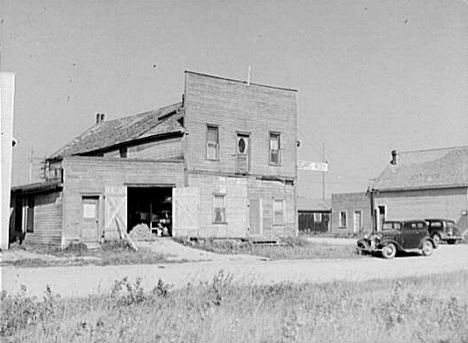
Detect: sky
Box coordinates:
(1, 0, 467, 198)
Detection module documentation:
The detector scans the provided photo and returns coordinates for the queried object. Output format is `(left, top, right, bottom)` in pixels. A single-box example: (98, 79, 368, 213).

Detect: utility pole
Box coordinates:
(29, 149, 34, 183)
(322, 142, 325, 200)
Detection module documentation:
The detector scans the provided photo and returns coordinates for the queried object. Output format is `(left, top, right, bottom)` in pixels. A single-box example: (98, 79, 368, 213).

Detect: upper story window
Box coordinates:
(269, 133, 281, 165)
(206, 125, 219, 160)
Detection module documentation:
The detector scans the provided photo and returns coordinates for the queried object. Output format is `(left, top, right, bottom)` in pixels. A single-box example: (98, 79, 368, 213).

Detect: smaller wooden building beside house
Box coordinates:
(372, 147, 468, 233)
(9, 71, 298, 247)
(330, 192, 372, 234)
(297, 197, 331, 233)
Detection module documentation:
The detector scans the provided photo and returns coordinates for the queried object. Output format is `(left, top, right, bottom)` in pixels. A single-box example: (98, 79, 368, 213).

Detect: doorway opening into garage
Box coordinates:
(127, 186, 173, 236)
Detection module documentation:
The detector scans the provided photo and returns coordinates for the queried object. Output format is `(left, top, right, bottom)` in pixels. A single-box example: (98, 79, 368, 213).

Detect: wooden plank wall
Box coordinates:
(62, 157, 185, 244)
(26, 191, 63, 246)
(330, 192, 372, 234)
(375, 187, 468, 226)
(184, 72, 297, 179)
(103, 137, 183, 160)
(187, 174, 248, 238)
(248, 178, 296, 238)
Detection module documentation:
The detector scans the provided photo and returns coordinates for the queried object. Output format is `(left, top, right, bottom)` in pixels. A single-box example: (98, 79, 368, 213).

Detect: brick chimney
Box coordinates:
(96, 113, 105, 124)
(390, 150, 399, 165)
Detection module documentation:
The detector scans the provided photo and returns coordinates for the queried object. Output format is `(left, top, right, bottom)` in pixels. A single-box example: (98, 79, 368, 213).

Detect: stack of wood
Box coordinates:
(128, 224, 156, 242)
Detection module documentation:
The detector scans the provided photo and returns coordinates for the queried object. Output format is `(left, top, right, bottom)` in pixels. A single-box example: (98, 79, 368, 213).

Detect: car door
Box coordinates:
(402, 222, 423, 249)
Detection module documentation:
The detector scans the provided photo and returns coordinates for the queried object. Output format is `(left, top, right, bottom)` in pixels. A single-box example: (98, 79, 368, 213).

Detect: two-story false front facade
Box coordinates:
(10, 71, 298, 247)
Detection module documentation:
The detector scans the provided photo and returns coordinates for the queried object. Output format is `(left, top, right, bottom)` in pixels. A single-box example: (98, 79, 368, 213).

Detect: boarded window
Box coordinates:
(314, 213, 322, 222)
(213, 194, 226, 223)
(339, 211, 347, 228)
(207, 125, 219, 160)
(269, 133, 281, 165)
(273, 199, 284, 225)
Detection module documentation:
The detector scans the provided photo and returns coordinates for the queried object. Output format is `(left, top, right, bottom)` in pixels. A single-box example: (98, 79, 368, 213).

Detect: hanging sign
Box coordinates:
(297, 160, 328, 172)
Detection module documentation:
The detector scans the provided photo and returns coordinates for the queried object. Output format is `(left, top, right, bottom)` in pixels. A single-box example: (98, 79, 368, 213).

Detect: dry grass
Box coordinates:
(3, 241, 171, 268)
(175, 236, 360, 260)
(2, 271, 467, 343)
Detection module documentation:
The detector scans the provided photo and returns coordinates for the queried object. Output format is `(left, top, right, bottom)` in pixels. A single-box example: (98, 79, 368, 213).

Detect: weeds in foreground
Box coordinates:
(2, 272, 467, 343)
(175, 236, 359, 260)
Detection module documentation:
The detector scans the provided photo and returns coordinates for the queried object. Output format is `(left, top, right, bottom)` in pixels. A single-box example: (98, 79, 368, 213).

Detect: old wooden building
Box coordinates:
(372, 147, 468, 232)
(297, 197, 331, 233)
(10, 71, 298, 247)
(330, 192, 372, 234)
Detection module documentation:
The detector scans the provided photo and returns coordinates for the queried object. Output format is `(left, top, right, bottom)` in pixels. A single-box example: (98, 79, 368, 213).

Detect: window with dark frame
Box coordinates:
(269, 133, 281, 165)
(206, 125, 219, 160)
(273, 199, 284, 225)
(213, 194, 226, 223)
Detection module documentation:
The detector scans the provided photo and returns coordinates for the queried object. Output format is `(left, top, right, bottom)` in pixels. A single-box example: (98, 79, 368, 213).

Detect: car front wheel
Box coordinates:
(381, 243, 396, 259)
(432, 233, 441, 245)
(422, 240, 434, 256)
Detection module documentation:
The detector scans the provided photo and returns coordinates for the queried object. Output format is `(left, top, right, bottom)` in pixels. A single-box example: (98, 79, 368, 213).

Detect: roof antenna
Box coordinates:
(247, 65, 251, 86)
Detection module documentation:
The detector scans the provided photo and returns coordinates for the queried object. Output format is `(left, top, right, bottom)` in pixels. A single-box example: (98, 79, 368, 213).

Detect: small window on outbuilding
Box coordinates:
(119, 147, 128, 158)
(207, 125, 219, 160)
(213, 194, 226, 223)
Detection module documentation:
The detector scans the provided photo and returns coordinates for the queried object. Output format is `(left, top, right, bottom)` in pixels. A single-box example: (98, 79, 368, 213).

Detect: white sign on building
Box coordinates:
(297, 160, 328, 172)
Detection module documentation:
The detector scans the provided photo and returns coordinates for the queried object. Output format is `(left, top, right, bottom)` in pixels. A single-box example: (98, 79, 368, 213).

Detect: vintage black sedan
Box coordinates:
(356, 220, 438, 259)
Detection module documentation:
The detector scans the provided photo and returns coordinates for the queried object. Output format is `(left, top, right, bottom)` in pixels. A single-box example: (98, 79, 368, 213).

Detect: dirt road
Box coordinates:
(2, 245, 467, 298)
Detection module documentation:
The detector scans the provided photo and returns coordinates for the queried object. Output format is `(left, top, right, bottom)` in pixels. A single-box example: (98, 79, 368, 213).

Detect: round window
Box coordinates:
(238, 138, 246, 154)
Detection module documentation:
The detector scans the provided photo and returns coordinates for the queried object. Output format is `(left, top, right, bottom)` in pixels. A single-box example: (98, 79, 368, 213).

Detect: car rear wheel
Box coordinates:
(381, 243, 396, 259)
(432, 233, 441, 245)
(422, 240, 434, 256)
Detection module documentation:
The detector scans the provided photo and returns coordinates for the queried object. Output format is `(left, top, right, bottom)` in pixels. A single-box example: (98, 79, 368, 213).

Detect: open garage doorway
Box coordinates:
(127, 186, 173, 237)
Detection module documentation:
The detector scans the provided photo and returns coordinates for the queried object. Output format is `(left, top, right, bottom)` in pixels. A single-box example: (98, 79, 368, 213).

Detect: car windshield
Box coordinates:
(382, 222, 401, 230)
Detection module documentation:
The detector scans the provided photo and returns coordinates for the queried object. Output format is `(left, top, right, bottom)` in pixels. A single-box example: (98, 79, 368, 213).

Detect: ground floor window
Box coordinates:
(273, 199, 285, 225)
(213, 194, 226, 223)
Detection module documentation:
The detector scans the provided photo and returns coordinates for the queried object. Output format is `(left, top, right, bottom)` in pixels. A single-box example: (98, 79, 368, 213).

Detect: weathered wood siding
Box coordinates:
(248, 178, 296, 237)
(331, 192, 372, 234)
(184, 72, 297, 179)
(26, 191, 63, 246)
(181, 174, 296, 238)
(375, 187, 468, 229)
(62, 156, 185, 244)
(102, 137, 183, 160)
(184, 174, 249, 238)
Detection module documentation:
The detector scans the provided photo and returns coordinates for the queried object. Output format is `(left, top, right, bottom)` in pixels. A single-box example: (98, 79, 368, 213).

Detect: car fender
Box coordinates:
(379, 239, 403, 251)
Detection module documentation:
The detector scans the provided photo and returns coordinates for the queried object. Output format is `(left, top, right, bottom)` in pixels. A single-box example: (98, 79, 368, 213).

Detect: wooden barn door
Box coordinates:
(104, 186, 127, 240)
(172, 187, 200, 236)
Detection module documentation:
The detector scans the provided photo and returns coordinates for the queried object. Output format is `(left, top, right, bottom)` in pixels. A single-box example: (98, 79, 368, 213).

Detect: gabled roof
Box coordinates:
(373, 146, 468, 191)
(51, 102, 184, 158)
